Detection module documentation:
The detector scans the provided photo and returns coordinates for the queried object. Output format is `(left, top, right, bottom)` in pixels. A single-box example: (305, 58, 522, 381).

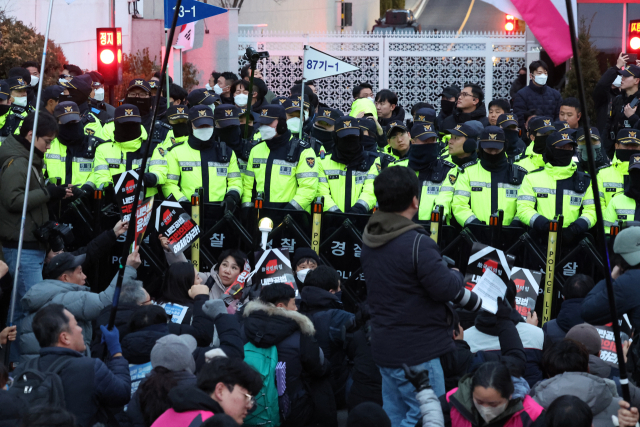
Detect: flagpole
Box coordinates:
(107, 0, 183, 331)
(5, 0, 55, 364)
(299, 45, 308, 140)
(564, 0, 630, 402)
(165, 30, 171, 110)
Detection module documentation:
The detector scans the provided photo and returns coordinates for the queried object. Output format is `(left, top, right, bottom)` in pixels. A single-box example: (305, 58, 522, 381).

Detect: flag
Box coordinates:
(174, 22, 195, 51)
(302, 46, 359, 80)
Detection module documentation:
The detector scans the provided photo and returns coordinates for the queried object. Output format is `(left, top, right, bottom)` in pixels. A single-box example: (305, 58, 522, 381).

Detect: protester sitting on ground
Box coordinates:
(292, 247, 320, 289)
(543, 274, 594, 343)
(529, 339, 621, 427)
(18, 249, 140, 363)
(543, 395, 593, 427)
(440, 361, 544, 427)
(150, 355, 262, 426)
(121, 305, 174, 365)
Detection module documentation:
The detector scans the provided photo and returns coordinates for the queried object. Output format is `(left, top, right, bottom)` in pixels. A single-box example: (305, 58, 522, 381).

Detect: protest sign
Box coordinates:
(155, 195, 201, 254)
(510, 267, 542, 319)
(114, 171, 144, 222)
(251, 248, 298, 296)
(160, 302, 189, 323)
(464, 242, 515, 291)
(133, 196, 154, 252)
(129, 362, 153, 398)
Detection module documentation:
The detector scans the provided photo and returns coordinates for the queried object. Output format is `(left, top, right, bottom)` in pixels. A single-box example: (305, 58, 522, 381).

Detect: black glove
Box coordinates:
(283, 203, 298, 211)
(70, 186, 87, 199)
(495, 297, 512, 320)
(563, 220, 587, 243)
(143, 173, 158, 187)
(468, 218, 483, 225)
(346, 203, 368, 214)
(222, 194, 237, 214)
(403, 363, 431, 392)
(532, 215, 550, 232)
(80, 184, 94, 195)
(46, 184, 67, 201)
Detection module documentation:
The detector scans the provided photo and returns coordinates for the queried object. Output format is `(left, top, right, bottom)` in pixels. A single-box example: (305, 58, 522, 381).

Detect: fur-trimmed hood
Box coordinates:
(243, 300, 315, 347)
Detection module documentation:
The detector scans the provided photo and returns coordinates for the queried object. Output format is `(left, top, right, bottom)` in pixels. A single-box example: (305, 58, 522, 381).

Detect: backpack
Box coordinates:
(243, 342, 281, 426)
(8, 356, 73, 409)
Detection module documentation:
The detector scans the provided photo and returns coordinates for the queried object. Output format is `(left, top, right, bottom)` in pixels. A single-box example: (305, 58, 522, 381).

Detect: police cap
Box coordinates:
(166, 105, 189, 122)
(255, 104, 286, 125)
(527, 116, 555, 134)
(6, 77, 28, 91)
(575, 127, 601, 142)
(553, 121, 577, 135)
(386, 120, 408, 138)
(335, 116, 361, 137)
(411, 123, 437, 141)
(214, 104, 241, 128)
(617, 129, 640, 145)
(0, 81, 10, 101)
(547, 131, 577, 148)
(497, 113, 518, 128)
(187, 88, 216, 107)
(114, 104, 142, 124)
(478, 126, 505, 149)
(619, 65, 640, 78)
(54, 101, 81, 124)
(413, 108, 437, 125)
(315, 108, 342, 125)
(127, 78, 151, 93)
(189, 105, 215, 127)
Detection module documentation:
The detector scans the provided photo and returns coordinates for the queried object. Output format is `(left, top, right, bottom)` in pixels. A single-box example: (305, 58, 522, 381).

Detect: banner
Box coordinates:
(114, 170, 144, 222)
(164, 0, 227, 28)
(510, 267, 542, 319)
(251, 248, 298, 296)
(155, 195, 201, 254)
(129, 362, 153, 398)
(160, 302, 189, 323)
(464, 243, 515, 291)
(303, 46, 360, 80)
(133, 197, 154, 252)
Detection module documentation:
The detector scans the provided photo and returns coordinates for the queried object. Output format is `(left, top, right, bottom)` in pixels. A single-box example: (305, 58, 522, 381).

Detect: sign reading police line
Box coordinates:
(155, 195, 201, 254)
(302, 46, 360, 80)
(164, 0, 227, 29)
(114, 170, 144, 222)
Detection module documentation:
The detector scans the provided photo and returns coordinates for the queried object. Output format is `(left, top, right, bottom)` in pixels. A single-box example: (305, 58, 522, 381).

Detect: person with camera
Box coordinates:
(0, 111, 73, 360)
(604, 64, 640, 158)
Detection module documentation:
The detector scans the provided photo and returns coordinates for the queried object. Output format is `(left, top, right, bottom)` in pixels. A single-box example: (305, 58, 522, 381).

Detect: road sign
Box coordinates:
(302, 46, 359, 80)
(164, 0, 227, 29)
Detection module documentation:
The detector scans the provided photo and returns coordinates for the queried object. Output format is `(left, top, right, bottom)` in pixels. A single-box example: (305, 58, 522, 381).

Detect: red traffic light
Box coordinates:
(505, 14, 516, 34)
(629, 19, 640, 53)
(100, 49, 115, 64)
(96, 27, 122, 85)
(631, 37, 640, 51)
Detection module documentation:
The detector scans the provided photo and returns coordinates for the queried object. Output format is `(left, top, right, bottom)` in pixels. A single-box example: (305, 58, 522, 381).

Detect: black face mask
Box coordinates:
(335, 135, 362, 161)
(59, 94, 74, 103)
(68, 89, 88, 107)
(58, 122, 85, 145)
(361, 134, 377, 151)
(546, 146, 574, 167)
(616, 148, 640, 163)
(441, 100, 455, 115)
(0, 105, 10, 116)
(533, 134, 548, 154)
(479, 148, 507, 170)
(518, 74, 527, 85)
(408, 143, 439, 170)
(125, 96, 152, 116)
(114, 122, 142, 143)
(311, 126, 334, 143)
(172, 122, 190, 138)
(504, 129, 519, 145)
(217, 125, 241, 145)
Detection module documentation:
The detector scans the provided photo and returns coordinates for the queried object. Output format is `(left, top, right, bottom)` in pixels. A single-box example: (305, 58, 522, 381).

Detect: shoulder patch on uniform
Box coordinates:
(376, 163, 382, 172)
(460, 159, 478, 169)
(85, 128, 95, 136)
(515, 165, 528, 173)
(306, 157, 315, 168)
(167, 141, 185, 151)
(157, 147, 166, 157)
(448, 174, 457, 185)
(442, 160, 456, 169)
(298, 139, 311, 149)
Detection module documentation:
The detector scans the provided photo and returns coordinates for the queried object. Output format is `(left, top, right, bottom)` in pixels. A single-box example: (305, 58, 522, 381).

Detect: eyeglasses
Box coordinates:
(127, 93, 150, 98)
(458, 92, 476, 99)
(60, 74, 71, 79)
(243, 392, 256, 407)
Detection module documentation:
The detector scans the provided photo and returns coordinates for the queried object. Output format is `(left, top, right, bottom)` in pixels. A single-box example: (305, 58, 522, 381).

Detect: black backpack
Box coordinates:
(7, 356, 73, 408)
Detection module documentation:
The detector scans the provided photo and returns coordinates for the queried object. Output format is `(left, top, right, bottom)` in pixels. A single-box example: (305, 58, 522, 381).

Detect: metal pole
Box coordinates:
(243, 56, 257, 140)
(565, 0, 630, 403)
(107, 0, 184, 330)
(299, 45, 308, 140)
(623, 2, 628, 53)
(165, 30, 171, 110)
(7, 0, 54, 329)
(542, 218, 560, 325)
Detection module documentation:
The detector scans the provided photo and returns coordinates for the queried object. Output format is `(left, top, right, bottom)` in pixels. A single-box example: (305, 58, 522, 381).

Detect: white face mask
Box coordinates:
(367, 96, 375, 103)
(213, 84, 223, 95)
(205, 83, 213, 91)
(193, 127, 214, 141)
(209, 104, 216, 114)
(534, 74, 548, 86)
(94, 88, 105, 101)
(473, 399, 508, 423)
(13, 96, 28, 107)
(30, 76, 39, 87)
(258, 125, 277, 141)
(234, 94, 248, 107)
(613, 75, 622, 88)
(287, 117, 301, 133)
(297, 268, 311, 283)
(59, 78, 68, 85)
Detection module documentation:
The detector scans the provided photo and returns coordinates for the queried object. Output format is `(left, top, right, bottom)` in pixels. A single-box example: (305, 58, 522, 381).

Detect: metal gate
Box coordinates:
(238, 31, 526, 114)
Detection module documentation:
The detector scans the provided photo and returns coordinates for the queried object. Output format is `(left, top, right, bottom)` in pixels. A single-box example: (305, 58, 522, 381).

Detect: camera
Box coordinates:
(34, 221, 74, 253)
(244, 47, 269, 63)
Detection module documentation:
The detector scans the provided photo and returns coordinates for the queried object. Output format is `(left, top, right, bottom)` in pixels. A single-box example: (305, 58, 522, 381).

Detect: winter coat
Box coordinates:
(442, 375, 544, 427)
(18, 266, 136, 363)
(377, 105, 407, 129)
(151, 386, 223, 427)
(510, 77, 527, 102)
(593, 66, 621, 134)
(441, 340, 475, 393)
(512, 82, 562, 129)
(345, 322, 383, 410)
(0, 134, 51, 246)
(122, 323, 171, 365)
(9, 346, 131, 427)
(91, 303, 141, 359)
(361, 211, 464, 367)
(0, 389, 27, 427)
(165, 250, 230, 302)
(604, 89, 640, 159)
(73, 228, 119, 286)
(529, 371, 621, 427)
(441, 104, 490, 130)
(581, 270, 640, 330)
(542, 298, 585, 344)
(242, 300, 332, 427)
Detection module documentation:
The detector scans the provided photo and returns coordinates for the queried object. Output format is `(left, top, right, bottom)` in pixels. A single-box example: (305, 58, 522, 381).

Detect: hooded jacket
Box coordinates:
(91, 302, 140, 359)
(441, 104, 490, 130)
(542, 298, 586, 344)
(151, 386, 223, 427)
(593, 66, 621, 135)
(18, 266, 135, 363)
(581, 270, 640, 331)
(361, 211, 464, 367)
(512, 81, 562, 130)
(529, 371, 621, 427)
(0, 134, 51, 246)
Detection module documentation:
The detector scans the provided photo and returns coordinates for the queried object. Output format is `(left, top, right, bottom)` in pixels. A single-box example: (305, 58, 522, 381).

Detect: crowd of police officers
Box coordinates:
(2, 60, 640, 247)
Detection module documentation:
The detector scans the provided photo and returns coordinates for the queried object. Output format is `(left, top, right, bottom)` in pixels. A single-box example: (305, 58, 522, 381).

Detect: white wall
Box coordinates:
(1, 0, 133, 71)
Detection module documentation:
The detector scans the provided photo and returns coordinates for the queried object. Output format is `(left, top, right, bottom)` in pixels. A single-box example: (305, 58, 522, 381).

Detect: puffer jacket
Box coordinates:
(512, 81, 562, 129)
(0, 134, 51, 246)
(165, 250, 230, 301)
(151, 386, 222, 427)
(581, 270, 640, 331)
(529, 371, 621, 427)
(542, 298, 586, 344)
(18, 266, 136, 363)
(441, 104, 490, 130)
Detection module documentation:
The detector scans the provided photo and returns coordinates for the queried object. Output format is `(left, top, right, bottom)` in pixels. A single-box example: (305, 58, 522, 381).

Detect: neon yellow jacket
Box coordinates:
(317, 153, 379, 212)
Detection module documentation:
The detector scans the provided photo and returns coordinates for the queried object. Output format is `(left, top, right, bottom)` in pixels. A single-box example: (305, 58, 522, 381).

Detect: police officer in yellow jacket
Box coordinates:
(442, 121, 483, 167)
(0, 78, 30, 141)
(603, 153, 640, 230)
(317, 116, 380, 213)
(516, 116, 555, 172)
(59, 78, 105, 140)
(93, 104, 166, 197)
(382, 121, 411, 160)
(242, 104, 318, 211)
(162, 105, 191, 149)
(392, 123, 457, 221)
(598, 129, 640, 209)
(214, 104, 254, 176)
(452, 126, 528, 227)
(45, 101, 108, 190)
(162, 105, 242, 210)
(517, 131, 598, 244)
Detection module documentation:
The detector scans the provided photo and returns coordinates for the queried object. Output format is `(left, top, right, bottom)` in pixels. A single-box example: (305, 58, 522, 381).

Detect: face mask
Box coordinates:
(13, 96, 27, 107)
(287, 117, 301, 133)
(613, 76, 622, 88)
(547, 147, 574, 167)
(125, 96, 152, 116)
(172, 122, 190, 138)
(534, 74, 548, 86)
(205, 83, 213, 91)
(504, 129, 519, 145)
(408, 143, 439, 170)
(193, 127, 214, 141)
(234, 94, 248, 107)
(533, 134, 548, 154)
(209, 104, 216, 114)
(30, 76, 39, 87)
(441, 99, 456, 115)
(94, 88, 105, 102)
(213, 84, 223, 95)
(367, 97, 375, 103)
(577, 144, 599, 162)
(297, 268, 310, 283)
(59, 78, 69, 85)
(114, 122, 142, 143)
(58, 122, 85, 145)
(0, 105, 10, 116)
(616, 148, 640, 162)
(361, 134, 377, 150)
(311, 126, 334, 143)
(336, 135, 362, 160)
(217, 125, 241, 145)
(473, 399, 508, 423)
(479, 148, 506, 169)
(258, 125, 277, 141)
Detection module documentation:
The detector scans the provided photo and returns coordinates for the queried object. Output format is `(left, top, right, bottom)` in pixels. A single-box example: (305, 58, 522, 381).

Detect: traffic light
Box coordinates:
(505, 14, 516, 34)
(96, 27, 123, 85)
(629, 19, 640, 54)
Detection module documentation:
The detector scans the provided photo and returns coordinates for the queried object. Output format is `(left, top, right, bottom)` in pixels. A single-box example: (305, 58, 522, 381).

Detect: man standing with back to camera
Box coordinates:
(361, 166, 473, 427)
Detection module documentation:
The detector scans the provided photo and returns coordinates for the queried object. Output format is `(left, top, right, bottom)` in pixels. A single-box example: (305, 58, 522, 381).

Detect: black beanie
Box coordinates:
(291, 247, 320, 268)
(347, 402, 391, 427)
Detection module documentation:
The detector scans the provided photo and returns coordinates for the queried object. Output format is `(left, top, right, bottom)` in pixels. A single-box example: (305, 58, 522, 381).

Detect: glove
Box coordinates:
(80, 184, 94, 195)
(203, 299, 227, 320)
(70, 186, 88, 199)
(532, 215, 550, 232)
(100, 325, 122, 357)
(346, 204, 368, 214)
(495, 297, 512, 320)
(563, 220, 587, 243)
(403, 363, 431, 392)
(283, 202, 298, 211)
(143, 173, 158, 187)
(468, 218, 483, 226)
(46, 184, 67, 201)
(222, 194, 237, 214)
